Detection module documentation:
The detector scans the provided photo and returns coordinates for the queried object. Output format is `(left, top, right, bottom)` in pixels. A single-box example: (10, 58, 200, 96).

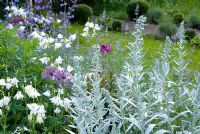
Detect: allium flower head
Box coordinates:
(42, 66, 57, 80)
(42, 66, 72, 87)
(100, 44, 112, 53)
(53, 68, 72, 86)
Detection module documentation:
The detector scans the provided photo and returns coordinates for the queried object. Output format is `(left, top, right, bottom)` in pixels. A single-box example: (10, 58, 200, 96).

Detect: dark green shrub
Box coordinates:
(173, 13, 184, 25)
(112, 20, 122, 32)
(185, 29, 196, 41)
(159, 22, 176, 37)
(147, 8, 163, 24)
(126, 0, 149, 20)
(191, 36, 200, 46)
(0, 2, 6, 20)
(188, 14, 200, 29)
(72, 4, 93, 24)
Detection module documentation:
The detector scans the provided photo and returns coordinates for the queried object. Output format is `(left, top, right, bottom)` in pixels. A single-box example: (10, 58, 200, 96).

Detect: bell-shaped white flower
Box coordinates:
(43, 90, 51, 97)
(14, 91, 24, 100)
(24, 85, 41, 98)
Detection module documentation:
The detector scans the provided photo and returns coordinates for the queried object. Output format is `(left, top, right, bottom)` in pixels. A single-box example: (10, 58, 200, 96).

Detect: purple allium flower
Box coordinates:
(42, 66, 72, 87)
(42, 66, 57, 80)
(100, 44, 112, 53)
(53, 68, 72, 86)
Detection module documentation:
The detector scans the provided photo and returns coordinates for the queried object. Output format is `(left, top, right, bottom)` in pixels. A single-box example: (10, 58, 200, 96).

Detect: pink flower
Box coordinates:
(100, 44, 112, 53)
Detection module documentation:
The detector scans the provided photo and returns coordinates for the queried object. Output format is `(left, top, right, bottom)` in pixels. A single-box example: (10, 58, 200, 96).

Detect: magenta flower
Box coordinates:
(10, 18, 25, 24)
(100, 44, 112, 53)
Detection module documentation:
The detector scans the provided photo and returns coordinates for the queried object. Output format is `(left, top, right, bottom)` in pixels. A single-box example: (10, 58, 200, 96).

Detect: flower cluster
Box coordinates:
(42, 66, 72, 87)
(81, 21, 101, 37)
(50, 96, 71, 112)
(0, 96, 11, 116)
(5, 6, 27, 18)
(0, 77, 19, 90)
(27, 103, 46, 124)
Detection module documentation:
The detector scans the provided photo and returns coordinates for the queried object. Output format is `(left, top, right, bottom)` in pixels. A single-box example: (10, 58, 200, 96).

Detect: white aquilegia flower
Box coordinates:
(0, 79, 6, 86)
(6, 83, 13, 90)
(54, 42, 62, 49)
(19, 26, 26, 31)
(63, 98, 71, 109)
(67, 65, 73, 72)
(48, 37, 55, 43)
(0, 109, 2, 115)
(55, 56, 63, 65)
(43, 90, 51, 97)
(10, 78, 19, 87)
(27, 103, 46, 124)
(50, 96, 63, 107)
(14, 91, 24, 100)
(6, 24, 13, 29)
(94, 24, 101, 31)
(69, 34, 76, 42)
(39, 57, 50, 65)
(30, 31, 41, 39)
(36, 114, 44, 124)
(24, 85, 41, 98)
(57, 34, 63, 39)
(0, 96, 11, 108)
(85, 22, 94, 28)
(57, 19, 62, 23)
(54, 107, 61, 114)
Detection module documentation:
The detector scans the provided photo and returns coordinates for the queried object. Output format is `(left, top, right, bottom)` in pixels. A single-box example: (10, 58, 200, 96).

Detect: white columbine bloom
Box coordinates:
(27, 103, 46, 124)
(24, 85, 41, 98)
(43, 90, 51, 97)
(50, 96, 63, 107)
(0, 79, 6, 86)
(54, 42, 62, 49)
(39, 57, 50, 65)
(57, 34, 63, 39)
(14, 91, 24, 100)
(54, 107, 61, 114)
(67, 65, 73, 72)
(0, 109, 2, 115)
(0, 96, 11, 108)
(6, 83, 13, 90)
(69, 34, 76, 42)
(55, 56, 63, 65)
(6, 24, 13, 29)
(63, 98, 71, 109)
(94, 24, 101, 30)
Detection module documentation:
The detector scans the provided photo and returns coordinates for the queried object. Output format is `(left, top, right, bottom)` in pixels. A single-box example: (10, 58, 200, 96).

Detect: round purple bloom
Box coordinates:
(100, 44, 112, 53)
(42, 66, 72, 87)
(42, 66, 57, 80)
(53, 68, 72, 86)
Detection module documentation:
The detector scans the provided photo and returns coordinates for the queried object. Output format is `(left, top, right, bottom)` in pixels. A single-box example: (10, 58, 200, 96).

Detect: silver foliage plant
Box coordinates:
(69, 17, 200, 134)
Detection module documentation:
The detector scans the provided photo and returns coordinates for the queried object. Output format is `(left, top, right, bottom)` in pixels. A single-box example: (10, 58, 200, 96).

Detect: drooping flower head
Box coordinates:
(100, 44, 112, 53)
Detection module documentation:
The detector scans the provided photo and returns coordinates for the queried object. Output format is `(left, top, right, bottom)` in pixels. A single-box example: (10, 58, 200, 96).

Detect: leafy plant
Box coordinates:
(147, 7, 163, 24)
(159, 22, 177, 37)
(112, 20, 122, 32)
(72, 4, 93, 24)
